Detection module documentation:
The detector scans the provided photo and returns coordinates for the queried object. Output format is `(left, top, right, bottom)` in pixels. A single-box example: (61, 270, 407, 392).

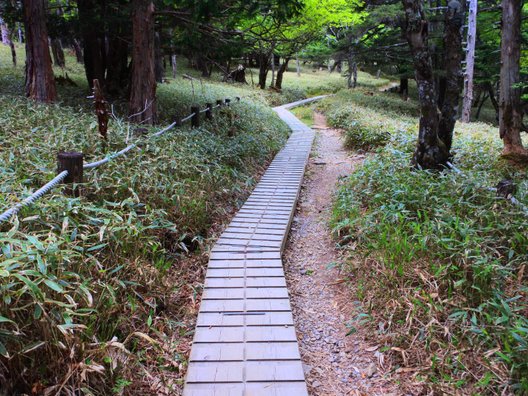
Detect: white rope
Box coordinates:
(1, 98, 240, 223)
(0, 171, 69, 223)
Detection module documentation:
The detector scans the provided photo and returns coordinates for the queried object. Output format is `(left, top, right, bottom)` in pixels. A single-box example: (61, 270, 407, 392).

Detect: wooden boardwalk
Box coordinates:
(183, 98, 324, 396)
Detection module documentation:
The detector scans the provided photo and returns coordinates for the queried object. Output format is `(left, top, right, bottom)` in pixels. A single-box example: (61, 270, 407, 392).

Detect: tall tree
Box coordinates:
(461, 0, 477, 122)
(23, 0, 56, 102)
(438, 0, 464, 153)
(498, 0, 528, 158)
(129, 0, 157, 124)
(402, 0, 448, 169)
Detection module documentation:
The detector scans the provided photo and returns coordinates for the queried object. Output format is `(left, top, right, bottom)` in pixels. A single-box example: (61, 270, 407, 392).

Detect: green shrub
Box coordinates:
(0, 61, 288, 393)
(326, 88, 528, 393)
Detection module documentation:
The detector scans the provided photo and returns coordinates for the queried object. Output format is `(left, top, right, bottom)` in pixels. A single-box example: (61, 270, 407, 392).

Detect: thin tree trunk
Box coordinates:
(129, 0, 157, 124)
(72, 39, 83, 63)
(171, 54, 177, 78)
(271, 52, 276, 87)
(105, 33, 129, 95)
(78, 0, 105, 89)
(274, 58, 290, 90)
(17, 23, 23, 43)
(475, 93, 489, 120)
(438, 0, 463, 153)
(296, 57, 301, 76)
(399, 77, 409, 100)
(498, 0, 527, 157)
(461, 0, 477, 122)
(154, 31, 164, 83)
(23, 0, 57, 102)
(1, 19, 17, 66)
(403, 0, 448, 169)
(258, 52, 269, 89)
(51, 38, 65, 68)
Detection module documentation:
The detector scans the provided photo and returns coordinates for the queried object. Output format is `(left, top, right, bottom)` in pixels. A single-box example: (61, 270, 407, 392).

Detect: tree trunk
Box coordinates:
(498, 0, 527, 157)
(399, 77, 409, 100)
(438, 0, 463, 153)
(461, 0, 477, 122)
(1, 18, 17, 66)
(105, 33, 129, 95)
(171, 54, 177, 78)
(270, 53, 276, 87)
(403, 0, 448, 169)
(23, 0, 57, 102)
(274, 58, 290, 90)
(475, 93, 489, 120)
(129, 0, 157, 124)
(296, 57, 301, 76)
(154, 32, 164, 83)
(72, 39, 83, 63)
(347, 52, 357, 89)
(51, 38, 65, 68)
(258, 52, 269, 89)
(78, 0, 105, 89)
(1, 17, 10, 44)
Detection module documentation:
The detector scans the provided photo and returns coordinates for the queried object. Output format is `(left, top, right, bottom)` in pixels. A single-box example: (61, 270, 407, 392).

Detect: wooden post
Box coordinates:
(461, 0, 477, 122)
(205, 103, 213, 120)
(57, 152, 83, 196)
(225, 98, 231, 106)
(236, 97, 241, 102)
(191, 105, 200, 128)
(93, 79, 109, 140)
(175, 116, 183, 126)
(216, 99, 224, 107)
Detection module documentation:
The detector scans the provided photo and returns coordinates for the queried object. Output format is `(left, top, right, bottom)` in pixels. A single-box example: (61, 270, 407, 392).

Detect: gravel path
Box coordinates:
(284, 112, 395, 395)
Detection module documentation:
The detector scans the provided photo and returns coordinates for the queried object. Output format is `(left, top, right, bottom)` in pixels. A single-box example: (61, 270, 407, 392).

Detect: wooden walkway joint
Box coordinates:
(184, 97, 325, 396)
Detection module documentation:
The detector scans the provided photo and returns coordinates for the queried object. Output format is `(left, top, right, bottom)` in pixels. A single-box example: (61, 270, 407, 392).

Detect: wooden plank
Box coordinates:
(184, 103, 315, 396)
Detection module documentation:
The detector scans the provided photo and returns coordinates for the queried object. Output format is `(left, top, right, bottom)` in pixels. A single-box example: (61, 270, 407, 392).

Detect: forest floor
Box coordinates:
(284, 113, 399, 395)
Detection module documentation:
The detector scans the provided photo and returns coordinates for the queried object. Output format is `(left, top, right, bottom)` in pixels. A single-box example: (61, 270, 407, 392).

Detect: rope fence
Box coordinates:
(0, 96, 241, 224)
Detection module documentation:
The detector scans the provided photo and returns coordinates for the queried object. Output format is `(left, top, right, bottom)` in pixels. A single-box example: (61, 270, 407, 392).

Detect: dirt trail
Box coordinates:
(284, 113, 395, 395)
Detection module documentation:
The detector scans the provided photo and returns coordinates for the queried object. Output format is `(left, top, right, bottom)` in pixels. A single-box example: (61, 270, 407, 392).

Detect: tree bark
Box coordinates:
(403, 0, 448, 169)
(257, 52, 270, 89)
(438, 0, 463, 153)
(51, 38, 65, 68)
(23, 0, 57, 102)
(270, 52, 276, 87)
(171, 54, 177, 78)
(78, 0, 105, 89)
(498, 0, 527, 157)
(129, 0, 157, 124)
(1, 18, 17, 66)
(72, 39, 83, 63)
(274, 58, 290, 90)
(461, 0, 477, 122)
(399, 77, 409, 100)
(154, 32, 164, 83)
(105, 33, 129, 95)
(296, 57, 301, 76)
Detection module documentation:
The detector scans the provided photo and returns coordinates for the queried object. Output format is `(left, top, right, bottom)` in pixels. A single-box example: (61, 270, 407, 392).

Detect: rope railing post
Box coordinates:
(191, 105, 200, 128)
(58, 152, 83, 197)
(205, 103, 213, 120)
(225, 98, 231, 106)
(236, 96, 241, 102)
(175, 116, 183, 127)
(216, 99, 224, 108)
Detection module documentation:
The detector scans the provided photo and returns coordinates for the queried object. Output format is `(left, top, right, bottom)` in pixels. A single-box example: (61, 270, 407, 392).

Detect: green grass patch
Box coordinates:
(323, 87, 528, 394)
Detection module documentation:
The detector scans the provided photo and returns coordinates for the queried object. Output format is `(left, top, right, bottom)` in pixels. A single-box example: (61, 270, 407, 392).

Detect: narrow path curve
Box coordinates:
(284, 113, 395, 395)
